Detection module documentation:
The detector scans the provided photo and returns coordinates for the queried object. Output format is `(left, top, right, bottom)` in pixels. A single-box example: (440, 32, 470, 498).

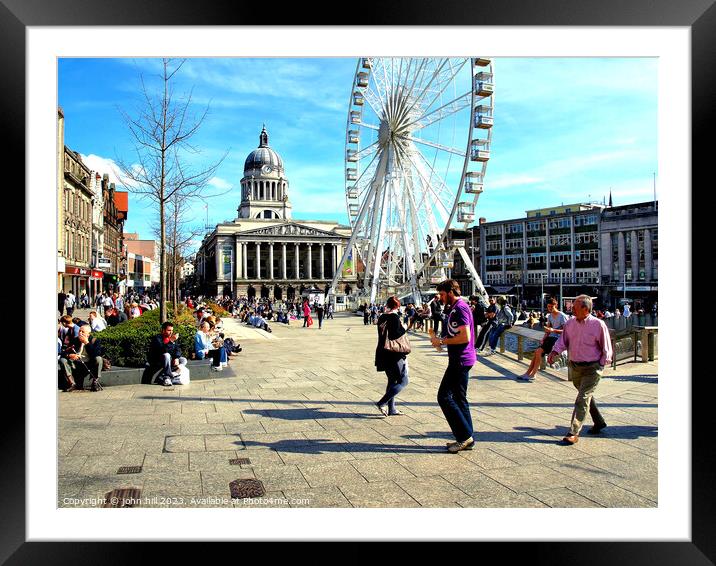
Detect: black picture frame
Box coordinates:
(9, 0, 711, 562)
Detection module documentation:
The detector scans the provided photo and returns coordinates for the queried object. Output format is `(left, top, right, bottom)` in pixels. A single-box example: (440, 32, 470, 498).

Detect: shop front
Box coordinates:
(63, 266, 91, 297)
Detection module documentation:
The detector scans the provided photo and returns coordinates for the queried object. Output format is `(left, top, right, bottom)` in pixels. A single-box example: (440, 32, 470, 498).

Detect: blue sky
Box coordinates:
(58, 57, 657, 251)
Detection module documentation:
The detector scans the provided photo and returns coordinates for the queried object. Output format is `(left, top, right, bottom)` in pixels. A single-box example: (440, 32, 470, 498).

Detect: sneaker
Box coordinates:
(446, 440, 475, 450)
(375, 403, 388, 417)
(211, 365, 223, 372)
(447, 437, 475, 453)
(163, 378, 173, 387)
(153, 376, 165, 386)
(516, 374, 532, 381)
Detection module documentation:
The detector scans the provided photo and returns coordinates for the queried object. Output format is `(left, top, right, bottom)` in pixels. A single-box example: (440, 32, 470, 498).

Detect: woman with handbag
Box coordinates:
(374, 296, 411, 417)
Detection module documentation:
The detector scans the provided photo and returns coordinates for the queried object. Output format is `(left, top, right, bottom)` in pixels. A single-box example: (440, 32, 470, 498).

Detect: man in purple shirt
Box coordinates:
(430, 279, 476, 453)
(548, 294, 613, 445)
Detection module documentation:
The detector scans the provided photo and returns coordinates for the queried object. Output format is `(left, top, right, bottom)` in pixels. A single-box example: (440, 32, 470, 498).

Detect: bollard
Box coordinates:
(641, 329, 649, 363)
(499, 333, 505, 353)
(517, 335, 523, 361)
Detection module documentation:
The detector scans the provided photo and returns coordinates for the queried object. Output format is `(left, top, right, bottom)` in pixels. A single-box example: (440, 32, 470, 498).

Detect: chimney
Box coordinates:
(479, 217, 487, 225)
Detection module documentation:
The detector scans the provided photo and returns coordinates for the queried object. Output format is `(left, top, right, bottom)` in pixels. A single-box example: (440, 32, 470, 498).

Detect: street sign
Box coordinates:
(441, 261, 454, 268)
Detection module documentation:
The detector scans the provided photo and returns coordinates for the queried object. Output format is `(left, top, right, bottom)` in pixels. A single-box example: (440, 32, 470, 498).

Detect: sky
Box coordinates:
(58, 57, 657, 253)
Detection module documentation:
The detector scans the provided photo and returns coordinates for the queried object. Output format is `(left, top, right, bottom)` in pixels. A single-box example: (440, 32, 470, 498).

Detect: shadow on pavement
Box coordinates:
(241, 438, 442, 455)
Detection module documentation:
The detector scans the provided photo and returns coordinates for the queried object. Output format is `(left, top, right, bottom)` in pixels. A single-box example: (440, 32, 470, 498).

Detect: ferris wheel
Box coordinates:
(330, 57, 494, 305)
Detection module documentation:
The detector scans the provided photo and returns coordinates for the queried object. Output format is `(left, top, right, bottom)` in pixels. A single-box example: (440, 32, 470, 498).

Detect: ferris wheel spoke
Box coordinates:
(402, 58, 450, 124)
(410, 151, 454, 223)
(408, 90, 472, 131)
(407, 136, 466, 158)
(353, 141, 379, 161)
(420, 58, 470, 117)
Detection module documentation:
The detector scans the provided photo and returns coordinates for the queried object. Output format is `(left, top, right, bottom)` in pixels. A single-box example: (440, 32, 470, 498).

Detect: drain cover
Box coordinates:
(229, 479, 265, 499)
(103, 488, 142, 508)
(229, 458, 251, 466)
(117, 466, 143, 474)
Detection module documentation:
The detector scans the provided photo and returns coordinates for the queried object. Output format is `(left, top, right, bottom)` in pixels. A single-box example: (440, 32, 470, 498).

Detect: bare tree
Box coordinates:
(116, 58, 227, 322)
(162, 191, 203, 316)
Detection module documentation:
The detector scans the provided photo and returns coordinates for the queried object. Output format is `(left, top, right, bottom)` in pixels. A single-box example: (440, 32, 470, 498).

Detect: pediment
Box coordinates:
(238, 222, 338, 238)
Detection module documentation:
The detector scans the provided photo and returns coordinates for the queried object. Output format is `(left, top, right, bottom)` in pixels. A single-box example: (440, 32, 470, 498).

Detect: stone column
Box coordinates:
(242, 243, 248, 281)
(617, 232, 626, 282)
(256, 242, 261, 279)
(215, 240, 222, 282)
(269, 242, 274, 280)
(631, 229, 640, 281)
(644, 229, 653, 282)
(236, 239, 242, 279)
(282, 243, 287, 280)
(602, 232, 612, 282)
(307, 244, 312, 280)
(320, 244, 325, 279)
(331, 243, 337, 278)
(295, 243, 300, 279)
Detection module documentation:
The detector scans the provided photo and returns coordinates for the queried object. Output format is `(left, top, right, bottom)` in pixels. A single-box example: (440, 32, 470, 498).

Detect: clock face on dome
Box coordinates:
(262, 165, 272, 174)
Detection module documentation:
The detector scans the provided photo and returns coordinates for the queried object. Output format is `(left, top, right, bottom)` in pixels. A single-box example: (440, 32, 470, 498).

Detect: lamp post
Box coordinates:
(541, 273, 546, 315)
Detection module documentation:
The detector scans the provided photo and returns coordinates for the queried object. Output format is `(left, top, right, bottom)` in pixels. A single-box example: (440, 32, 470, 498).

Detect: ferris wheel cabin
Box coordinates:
(353, 91, 365, 106)
(470, 139, 491, 162)
(350, 110, 362, 125)
(464, 171, 484, 194)
(474, 72, 494, 97)
(346, 168, 358, 181)
(347, 186, 358, 199)
(346, 149, 358, 162)
(348, 203, 359, 217)
(348, 130, 360, 144)
(474, 105, 494, 129)
(457, 202, 475, 223)
(356, 72, 370, 88)
(473, 57, 492, 67)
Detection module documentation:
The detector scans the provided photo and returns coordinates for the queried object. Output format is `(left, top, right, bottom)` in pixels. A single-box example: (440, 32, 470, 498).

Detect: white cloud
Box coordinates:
(79, 154, 123, 185)
(208, 176, 232, 190)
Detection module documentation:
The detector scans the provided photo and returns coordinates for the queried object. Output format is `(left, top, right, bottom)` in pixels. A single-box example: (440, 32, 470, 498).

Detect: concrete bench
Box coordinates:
(97, 359, 216, 387)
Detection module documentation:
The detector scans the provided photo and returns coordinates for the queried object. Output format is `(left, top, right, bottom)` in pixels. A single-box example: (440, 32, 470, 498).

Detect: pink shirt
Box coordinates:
(552, 314, 613, 366)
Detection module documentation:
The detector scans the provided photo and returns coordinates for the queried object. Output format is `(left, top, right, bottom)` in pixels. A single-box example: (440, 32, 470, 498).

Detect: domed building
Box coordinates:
(195, 126, 357, 305)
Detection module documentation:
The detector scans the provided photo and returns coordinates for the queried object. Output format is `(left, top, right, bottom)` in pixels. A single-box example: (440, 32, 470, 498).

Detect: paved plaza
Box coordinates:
(58, 312, 658, 508)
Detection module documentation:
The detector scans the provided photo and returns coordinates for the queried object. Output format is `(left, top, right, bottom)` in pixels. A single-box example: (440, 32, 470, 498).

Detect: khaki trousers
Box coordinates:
(568, 361, 606, 436)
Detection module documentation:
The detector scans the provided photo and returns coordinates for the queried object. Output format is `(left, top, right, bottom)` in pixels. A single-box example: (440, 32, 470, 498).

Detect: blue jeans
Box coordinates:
(488, 323, 509, 350)
(377, 358, 409, 414)
(160, 353, 187, 378)
(437, 363, 474, 442)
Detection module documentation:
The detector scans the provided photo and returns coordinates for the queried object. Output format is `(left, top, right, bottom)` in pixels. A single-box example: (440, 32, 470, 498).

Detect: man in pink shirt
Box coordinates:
(548, 294, 613, 445)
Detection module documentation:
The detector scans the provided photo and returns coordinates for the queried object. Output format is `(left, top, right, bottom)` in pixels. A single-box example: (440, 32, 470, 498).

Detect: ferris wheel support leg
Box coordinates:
(455, 246, 489, 301)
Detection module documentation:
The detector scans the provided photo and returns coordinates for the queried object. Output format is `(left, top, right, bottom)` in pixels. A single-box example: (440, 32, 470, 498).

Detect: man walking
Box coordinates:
(430, 279, 476, 453)
(547, 294, 612, 445)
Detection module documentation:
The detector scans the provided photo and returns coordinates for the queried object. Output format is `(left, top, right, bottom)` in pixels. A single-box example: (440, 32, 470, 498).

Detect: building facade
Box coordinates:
(125, 234, 159, 293)
(598, 201, 658, 309)
(450, 201, 658, 310)
(195, 127, 357, 302)
(60, 145, 95, 296)
(101, 179, 128, 294)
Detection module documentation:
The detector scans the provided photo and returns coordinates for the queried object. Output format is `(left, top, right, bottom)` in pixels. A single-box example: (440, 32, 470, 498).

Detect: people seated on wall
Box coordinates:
(148, 321, 187, 387)
(106, 307, 128, 327)
(59, 324, 103, 392)
(194, 320, 226, 372)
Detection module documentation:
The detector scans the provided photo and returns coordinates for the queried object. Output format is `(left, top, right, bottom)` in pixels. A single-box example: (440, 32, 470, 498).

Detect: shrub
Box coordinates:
(205, 301, 230, 317)
(93, 307, 197, 368)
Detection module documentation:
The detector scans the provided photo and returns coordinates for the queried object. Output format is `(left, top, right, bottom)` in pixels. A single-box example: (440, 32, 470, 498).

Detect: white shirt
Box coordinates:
(90, 317, 107, 332)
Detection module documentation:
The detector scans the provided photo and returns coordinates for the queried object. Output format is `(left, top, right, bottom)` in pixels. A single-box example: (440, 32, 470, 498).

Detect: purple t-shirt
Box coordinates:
(442, 297, 476, 366)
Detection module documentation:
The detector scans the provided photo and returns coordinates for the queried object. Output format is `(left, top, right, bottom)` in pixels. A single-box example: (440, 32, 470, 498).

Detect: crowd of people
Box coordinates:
(56, 284, 641, 450)
(370, 281, 616, 450)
